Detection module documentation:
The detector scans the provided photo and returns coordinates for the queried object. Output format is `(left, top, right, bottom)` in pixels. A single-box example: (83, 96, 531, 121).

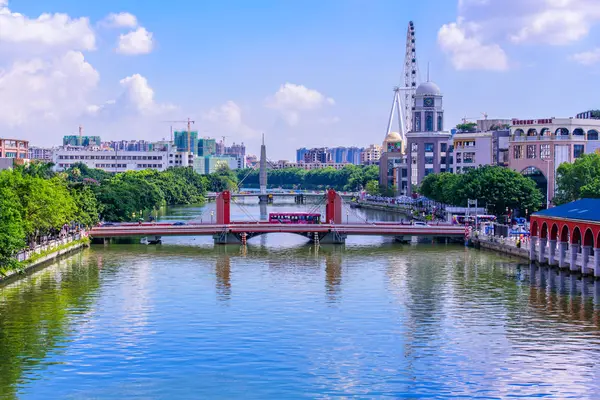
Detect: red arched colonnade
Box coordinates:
(529, 199, 600, 276)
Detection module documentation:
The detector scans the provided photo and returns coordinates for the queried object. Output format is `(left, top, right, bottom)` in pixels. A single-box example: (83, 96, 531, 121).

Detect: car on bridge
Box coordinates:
(173, 221, 186, 226)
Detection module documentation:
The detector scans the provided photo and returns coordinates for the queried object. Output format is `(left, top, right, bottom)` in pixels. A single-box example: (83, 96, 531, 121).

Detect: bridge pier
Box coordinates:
(318, 231, 347, 245)
(213, 232, 242, 245)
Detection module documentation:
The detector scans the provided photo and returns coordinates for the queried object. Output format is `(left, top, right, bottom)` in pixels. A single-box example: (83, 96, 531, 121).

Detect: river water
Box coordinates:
(2, 199, 600, 399)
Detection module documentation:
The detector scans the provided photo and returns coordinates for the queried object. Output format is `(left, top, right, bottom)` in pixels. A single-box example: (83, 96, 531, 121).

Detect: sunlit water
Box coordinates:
(2, 199, 600, 399)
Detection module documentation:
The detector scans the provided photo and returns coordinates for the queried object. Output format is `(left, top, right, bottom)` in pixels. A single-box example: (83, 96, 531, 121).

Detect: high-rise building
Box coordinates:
(361, 144, 382, 165)
(174, 130, 198, 153)
(198, 138, 217, 156)
(296, 148, 309, 163)
(303, 148, 331, 163)
(346, 147, 363, 165)
(63, 135, 101, 147)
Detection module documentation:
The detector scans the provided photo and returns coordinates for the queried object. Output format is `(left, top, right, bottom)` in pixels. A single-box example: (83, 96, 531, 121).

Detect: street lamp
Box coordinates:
(542, 158, 553, 208)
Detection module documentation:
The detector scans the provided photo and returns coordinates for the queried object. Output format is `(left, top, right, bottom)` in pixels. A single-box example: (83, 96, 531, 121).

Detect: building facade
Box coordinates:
(0, 138, 29, 159)
(63, 135, 101, 147)
(28, 146, 53, 161)
(406, 81, 451, 195)
(361, 144, 382, 165)
(379, 132, 406, 193)
(193, 155, 239, 175)
(198, 138, 217, 156)
(452, 132, 492, 174)
(52, 142, 195, 172)
(508, 117, 600, 204)
(174, 131, 198, 153)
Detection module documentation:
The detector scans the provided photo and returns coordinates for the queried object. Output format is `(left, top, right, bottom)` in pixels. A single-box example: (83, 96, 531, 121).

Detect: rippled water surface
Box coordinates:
(2, 200, 600, 399)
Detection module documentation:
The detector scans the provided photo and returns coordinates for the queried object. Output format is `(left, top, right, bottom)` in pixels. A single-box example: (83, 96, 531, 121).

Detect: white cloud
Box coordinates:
(203, 101, 259, 138)
(0, 51, 99, 126)
(0, 3, 95, 52)
(89, 74, 174, 116)
(102, 12, 138, 28)
(266, 83, 335, 126)
(116, 27, 153, 55)
(440, 0, 600, 70)
(571, 48, 600, 65)
(438, 20, 508, 71)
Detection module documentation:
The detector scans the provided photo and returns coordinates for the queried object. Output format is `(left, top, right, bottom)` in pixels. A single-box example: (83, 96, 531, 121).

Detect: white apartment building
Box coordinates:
(52, 143, 194, 173)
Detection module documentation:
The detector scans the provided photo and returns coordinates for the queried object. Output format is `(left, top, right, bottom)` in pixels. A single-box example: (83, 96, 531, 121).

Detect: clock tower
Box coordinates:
(412, 81, 444, 133)
(406, 80, 451, 196)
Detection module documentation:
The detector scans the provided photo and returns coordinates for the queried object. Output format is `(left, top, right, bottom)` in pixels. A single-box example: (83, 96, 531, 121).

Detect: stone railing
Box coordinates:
(16, 231, 87, 262)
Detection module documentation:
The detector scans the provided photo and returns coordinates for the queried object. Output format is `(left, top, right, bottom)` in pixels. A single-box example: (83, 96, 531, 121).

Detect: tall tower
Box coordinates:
(259, 133, 267, 195)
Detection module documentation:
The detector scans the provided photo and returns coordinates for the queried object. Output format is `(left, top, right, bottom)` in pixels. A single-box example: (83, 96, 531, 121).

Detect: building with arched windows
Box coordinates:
(508, 117, 600, 205)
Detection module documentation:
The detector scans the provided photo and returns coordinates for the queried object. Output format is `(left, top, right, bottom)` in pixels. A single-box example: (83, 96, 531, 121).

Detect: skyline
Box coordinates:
(1, 0, 600, 159)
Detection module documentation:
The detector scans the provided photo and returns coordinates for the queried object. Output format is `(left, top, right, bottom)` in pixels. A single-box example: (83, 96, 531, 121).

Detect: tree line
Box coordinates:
(235, 165, 379, 191)
(418, 166, 544, 217)
(0, 163, 211, 273)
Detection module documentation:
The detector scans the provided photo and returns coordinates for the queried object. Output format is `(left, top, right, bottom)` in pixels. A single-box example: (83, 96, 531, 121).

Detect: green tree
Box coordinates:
(554, 153, 600, 204)
(418, 166, 543, 216)
(0, 185, 25, 270)
(456, 122, 477, 132)
(365, 180, 379, 195)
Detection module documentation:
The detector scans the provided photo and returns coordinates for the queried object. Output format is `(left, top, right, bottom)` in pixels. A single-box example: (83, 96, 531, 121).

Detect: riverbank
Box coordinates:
(0, 238, 90, 285)
(470, 236, 529, 261)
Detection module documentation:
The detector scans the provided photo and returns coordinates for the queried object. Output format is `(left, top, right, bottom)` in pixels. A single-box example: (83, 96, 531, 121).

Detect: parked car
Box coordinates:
(413, 221, 430, 227)
(101, 222, 116, 227)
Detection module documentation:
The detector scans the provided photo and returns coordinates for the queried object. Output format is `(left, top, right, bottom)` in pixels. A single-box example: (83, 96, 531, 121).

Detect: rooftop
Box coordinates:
(533, 199, 600, 223)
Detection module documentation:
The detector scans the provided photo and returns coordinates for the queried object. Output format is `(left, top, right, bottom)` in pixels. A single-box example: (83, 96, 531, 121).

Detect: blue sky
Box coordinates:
(2, 0, 600, 159)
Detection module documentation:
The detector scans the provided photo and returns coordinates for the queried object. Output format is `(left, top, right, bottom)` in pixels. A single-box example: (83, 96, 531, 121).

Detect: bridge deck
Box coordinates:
(89, 223, 465, 238)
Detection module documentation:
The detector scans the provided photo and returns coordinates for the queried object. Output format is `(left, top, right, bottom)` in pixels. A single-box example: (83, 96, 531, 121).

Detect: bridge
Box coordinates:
(89, 190, 465, 245)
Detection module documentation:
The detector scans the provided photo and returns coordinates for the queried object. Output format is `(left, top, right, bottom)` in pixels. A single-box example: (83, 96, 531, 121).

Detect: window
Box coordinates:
(513, 145, 523, 159)
(424, 156, 434, 164)
(574, 144, 584, 158)
(412, 156, 417, 165)
(440, 156, 446, 165)
(437, 114, 443, 131)
(424, 143, 434, 152)
(526, 145, 536, 159)
(456, 166, 462, 173)
(414, 112, 421, 131)
(456, 152, 462, 163)
(463, 152, 475, 163)
(425, 168, 434, 176)
(402, 169, 408, 177)
(440, 143, 447, 152)
(540, 144, 550, 159)
(425, 112, 434, 132)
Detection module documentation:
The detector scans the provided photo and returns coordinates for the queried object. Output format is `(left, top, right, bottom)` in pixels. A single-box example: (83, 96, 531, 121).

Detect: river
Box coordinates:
(1, 199, 600, 399)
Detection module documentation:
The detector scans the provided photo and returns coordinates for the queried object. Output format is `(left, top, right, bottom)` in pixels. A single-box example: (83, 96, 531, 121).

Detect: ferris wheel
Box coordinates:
(385, 21, 419, 145)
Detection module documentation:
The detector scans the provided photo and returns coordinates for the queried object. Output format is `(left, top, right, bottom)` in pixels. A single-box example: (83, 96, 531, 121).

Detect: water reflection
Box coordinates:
(215, 253, 231, 301)
(4, 239, 600, 398)
(325, 253, 342, 302)
(0, 251, 100, 400)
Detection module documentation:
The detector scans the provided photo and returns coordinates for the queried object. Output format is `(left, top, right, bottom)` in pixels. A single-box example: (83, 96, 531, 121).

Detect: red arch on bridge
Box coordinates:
(215, 189, 343, 224)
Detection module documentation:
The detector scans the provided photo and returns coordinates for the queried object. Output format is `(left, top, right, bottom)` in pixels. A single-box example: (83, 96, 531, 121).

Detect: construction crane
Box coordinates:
(164, 118, 195, 165)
